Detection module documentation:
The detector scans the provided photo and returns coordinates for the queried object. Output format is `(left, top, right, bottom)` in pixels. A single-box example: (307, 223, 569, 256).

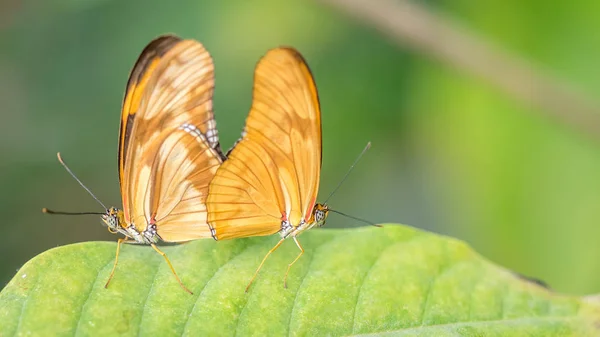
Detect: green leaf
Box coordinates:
(1, 224, 598, 336)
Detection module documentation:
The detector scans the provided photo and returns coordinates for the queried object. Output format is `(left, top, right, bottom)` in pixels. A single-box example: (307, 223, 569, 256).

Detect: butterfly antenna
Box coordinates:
(42, 208, 104, 215)
(328, 208, 382, 227)
(323, 142, 371, 204)
(55, 152, 107, 210)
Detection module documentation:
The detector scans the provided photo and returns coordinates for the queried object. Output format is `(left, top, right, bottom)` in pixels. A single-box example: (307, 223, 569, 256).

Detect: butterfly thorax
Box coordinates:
(101, 207, 160, 244)
(281, 203, 329, 238)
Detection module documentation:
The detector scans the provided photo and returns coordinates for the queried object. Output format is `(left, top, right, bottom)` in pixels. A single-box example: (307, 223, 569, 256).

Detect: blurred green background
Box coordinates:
(1, 0, 600, 296)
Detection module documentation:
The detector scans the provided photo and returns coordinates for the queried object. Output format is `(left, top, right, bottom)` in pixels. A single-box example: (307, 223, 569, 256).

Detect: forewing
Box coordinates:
(207, 48, 322, 240)
(119, 35, 224, 240)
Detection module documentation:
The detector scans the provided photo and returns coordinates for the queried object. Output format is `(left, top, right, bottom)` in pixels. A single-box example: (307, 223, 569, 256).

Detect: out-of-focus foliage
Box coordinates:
(1, 0, 600, 296)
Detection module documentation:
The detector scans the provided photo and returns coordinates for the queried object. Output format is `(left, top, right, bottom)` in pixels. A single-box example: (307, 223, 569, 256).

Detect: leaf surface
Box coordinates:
(1, 225, 598, 336)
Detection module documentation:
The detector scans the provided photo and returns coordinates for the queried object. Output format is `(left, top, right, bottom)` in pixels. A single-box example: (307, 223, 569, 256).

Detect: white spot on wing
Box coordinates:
(179, 123, 208, 144)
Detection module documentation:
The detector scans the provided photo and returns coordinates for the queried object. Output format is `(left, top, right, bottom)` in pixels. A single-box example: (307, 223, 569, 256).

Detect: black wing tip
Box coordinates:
(145, 34, 183, 53)
(122, 34, 184, 107)
(127, 34, 183, 83)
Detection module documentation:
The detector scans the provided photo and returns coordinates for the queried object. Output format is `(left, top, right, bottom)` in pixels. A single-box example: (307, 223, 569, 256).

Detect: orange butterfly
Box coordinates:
(206, 47, 331, 291)
(47, 35, 364, 293)
(45, 35, 226, 294)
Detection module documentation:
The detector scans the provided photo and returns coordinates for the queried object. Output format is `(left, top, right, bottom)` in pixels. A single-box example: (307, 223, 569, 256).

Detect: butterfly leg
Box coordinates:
(105, 237, 128, 289)
(283, 237, 304, 288)
(150, 244, 193, 295)
(246, 238, 285, 293)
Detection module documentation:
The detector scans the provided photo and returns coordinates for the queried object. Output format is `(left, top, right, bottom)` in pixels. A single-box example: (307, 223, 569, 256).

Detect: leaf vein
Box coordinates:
(419, 239, 450, 326)
(14, 267, 43, 336)
(351, 240, 399, 334)
(181, 241, 255, 336)
(73, 256, 118, 335)
(136, 254, 163, 337)
(286, 235, 341, 337)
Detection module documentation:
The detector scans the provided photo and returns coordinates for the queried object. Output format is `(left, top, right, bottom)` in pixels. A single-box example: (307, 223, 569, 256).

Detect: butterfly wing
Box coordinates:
(119, 35, 224, 242)
(207, 48, 322, 240)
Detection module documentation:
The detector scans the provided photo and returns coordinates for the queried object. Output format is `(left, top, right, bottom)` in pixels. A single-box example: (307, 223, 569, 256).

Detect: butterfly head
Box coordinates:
(313, 203, 329, 227)
(101, 207, 125, 233)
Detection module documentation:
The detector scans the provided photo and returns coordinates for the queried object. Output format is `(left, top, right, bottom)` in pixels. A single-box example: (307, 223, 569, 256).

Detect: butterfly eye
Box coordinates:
(101, 210, 119, 230)
(316, 210, 326, 226)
